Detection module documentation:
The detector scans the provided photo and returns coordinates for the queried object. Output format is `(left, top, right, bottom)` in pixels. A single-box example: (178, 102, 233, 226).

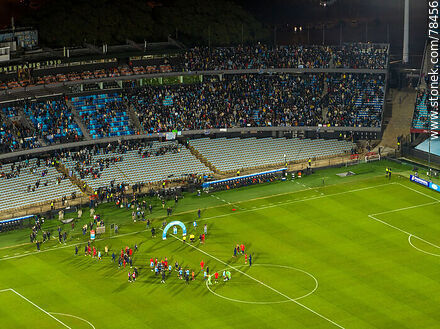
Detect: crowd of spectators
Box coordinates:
(0, 43, 388, 92)
(332, 43, 389, 69)
(412, 90, 431, 130)
(0, 64, 173, 91)
(24, 99, 83, 144)
(128, 73, 385, 131)
(324, 73, 385, 127)
(1, 106, 42, 153)
(127, 73, 326, 132)
(73, 94, 134, 138)
(181, 43, 388, 71)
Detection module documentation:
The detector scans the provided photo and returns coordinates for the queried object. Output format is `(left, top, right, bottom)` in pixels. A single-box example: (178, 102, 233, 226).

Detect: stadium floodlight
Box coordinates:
(319, 0, 337, 7)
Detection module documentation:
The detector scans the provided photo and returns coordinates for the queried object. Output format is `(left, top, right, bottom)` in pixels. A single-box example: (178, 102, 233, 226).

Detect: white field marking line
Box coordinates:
(368, 214, 440, 251)
(0, 174, 389, 253)
(0, 182, 393, 262)
(366, 184, 440, 253)
(0, 288, 12, 293)
(0, 229, 148, 261)
(190, 182, 395, 224)
(8, 288, 72, 329)
(205, 263, 319, 305)
(397, 182, 440, 201)
(165, 231, 345, 329)
(49, 312, 95, 329)
(369, 201, 440, 217)
(408, 235, 440, 257)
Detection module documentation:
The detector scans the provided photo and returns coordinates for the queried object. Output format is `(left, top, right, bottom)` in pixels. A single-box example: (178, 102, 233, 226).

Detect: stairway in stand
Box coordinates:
(66, 99, 91, 140)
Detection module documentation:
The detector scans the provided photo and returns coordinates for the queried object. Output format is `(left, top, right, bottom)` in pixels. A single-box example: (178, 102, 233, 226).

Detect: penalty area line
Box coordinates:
(367, 214, 440, 251)
(164, 230, 345, 329)
(8, 288, 72, 329)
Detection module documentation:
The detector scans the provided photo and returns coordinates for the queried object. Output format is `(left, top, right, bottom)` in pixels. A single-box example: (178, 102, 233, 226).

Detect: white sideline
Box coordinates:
(164, 229, 345, 329)
(0, 182, 394, 262)
(397, 183, 440, 201)
(0, 288, 72, 329)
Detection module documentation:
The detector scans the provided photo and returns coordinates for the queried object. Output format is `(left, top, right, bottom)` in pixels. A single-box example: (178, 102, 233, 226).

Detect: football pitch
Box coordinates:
(1, 161, 440, 328)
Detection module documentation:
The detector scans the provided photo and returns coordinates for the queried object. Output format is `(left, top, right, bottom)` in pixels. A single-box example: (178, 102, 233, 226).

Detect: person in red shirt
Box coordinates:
(245, 253, 248, 264)
(200, 260, 205, 271)
(129, 248, 133, 257)
(201, 234, 205, 244)
(240, 244, 245, 255)
(123, 258, 126, 268)
(121, 249, 124, 258)
(214, 271, 219, 283)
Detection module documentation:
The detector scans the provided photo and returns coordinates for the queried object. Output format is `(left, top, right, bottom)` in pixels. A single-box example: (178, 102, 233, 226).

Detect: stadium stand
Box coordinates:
(325, 73, 385, 127)
(0, 159, 81, 212)
(128, 73, 385, 131)
(23, 99, 83, 143)
(61, 140, 213, 189)
(1, 103, 42, 153)
(0, 43, 388, 92)
(182, 43, 388, 71)
(71, 93, 134, 139)
(412, 90, 430, 130)
(189, 137, 355, 173)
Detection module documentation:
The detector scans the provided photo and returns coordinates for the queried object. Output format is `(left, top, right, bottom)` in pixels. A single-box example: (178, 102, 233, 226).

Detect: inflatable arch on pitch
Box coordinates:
(162, 221, 187, 240)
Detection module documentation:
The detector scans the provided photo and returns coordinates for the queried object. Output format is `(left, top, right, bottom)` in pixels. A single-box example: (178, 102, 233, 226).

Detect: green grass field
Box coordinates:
(1, 160, 440, 328)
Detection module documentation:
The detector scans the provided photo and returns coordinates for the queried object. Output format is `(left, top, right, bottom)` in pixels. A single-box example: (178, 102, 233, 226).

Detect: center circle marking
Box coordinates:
(205, 263, 318, 304)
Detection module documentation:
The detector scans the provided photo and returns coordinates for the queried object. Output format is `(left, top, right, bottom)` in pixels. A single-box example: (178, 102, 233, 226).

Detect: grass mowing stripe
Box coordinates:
(0, 182, 394, 262)
(8, 288, 72, 329)
(164, 229, 346, 329)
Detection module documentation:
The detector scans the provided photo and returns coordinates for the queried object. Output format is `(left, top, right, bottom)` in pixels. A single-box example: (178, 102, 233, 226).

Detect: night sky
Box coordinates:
(240, 0, 427, 62)
(0, 0, 428, 65)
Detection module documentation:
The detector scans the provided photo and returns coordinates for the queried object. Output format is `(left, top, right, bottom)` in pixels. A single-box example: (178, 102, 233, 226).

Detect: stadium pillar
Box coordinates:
(403, 0, 409, 64)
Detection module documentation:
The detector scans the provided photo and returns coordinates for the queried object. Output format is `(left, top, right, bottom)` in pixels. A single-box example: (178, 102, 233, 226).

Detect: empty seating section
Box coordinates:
(116, 142, 212, 185)
(412, 91, 430, 130)
(61, 141, 212, 189)
(71, 93, 134, 139)
(325, 74, 384, 127)
(189, 137, 354, 172)
(62, 153, 127, 190)
(0, 159, 81, 212)
(23, 100, 83, 142)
